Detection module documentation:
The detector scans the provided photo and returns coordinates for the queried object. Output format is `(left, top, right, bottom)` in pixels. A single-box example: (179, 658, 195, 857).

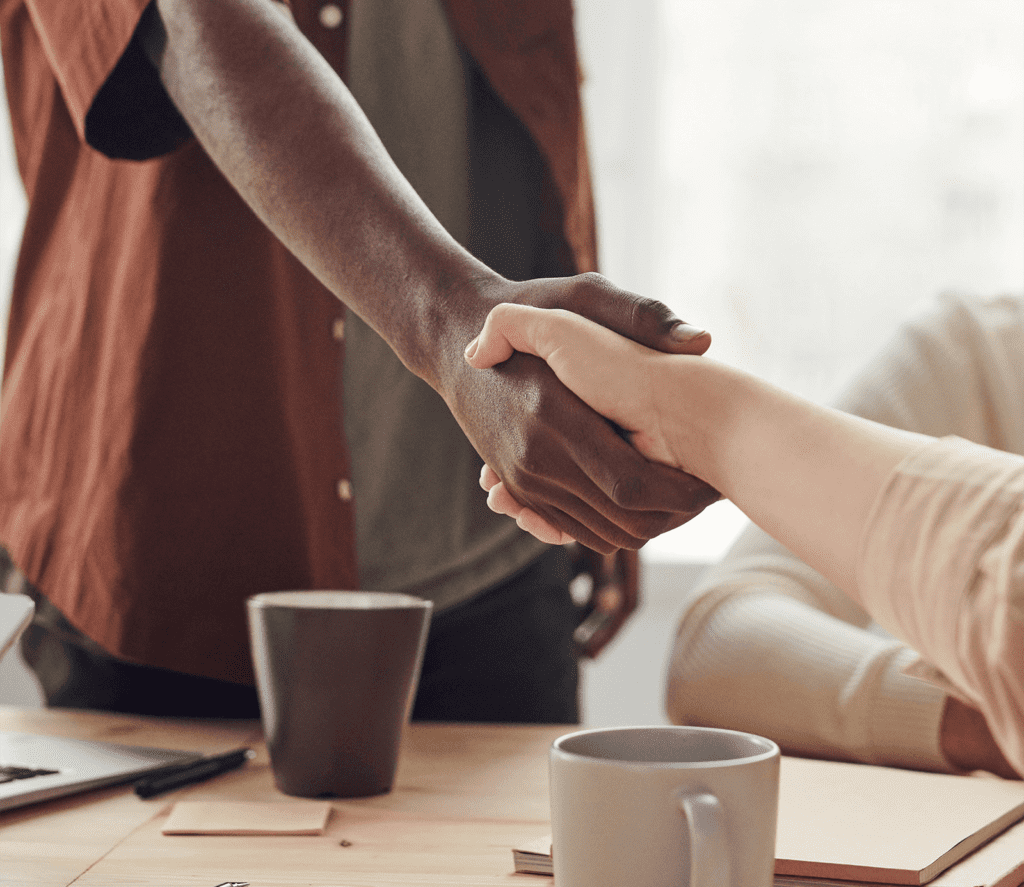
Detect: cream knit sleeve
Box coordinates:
(666, 525, 951, 770)
(858, 437, 1024, 776)
(665, 294, 1023, 772)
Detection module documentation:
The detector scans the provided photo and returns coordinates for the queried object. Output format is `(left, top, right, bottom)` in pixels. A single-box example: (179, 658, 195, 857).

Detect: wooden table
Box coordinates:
(0, 706, 558, 886)
(4, 706, 1024, 887)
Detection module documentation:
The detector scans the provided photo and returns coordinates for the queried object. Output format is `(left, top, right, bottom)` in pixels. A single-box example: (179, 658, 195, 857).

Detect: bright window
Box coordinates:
(575, 0, 1024, 561)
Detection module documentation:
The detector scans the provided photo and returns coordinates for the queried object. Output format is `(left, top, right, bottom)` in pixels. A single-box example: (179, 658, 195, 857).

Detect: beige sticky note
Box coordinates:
(162, 800, 332, 836)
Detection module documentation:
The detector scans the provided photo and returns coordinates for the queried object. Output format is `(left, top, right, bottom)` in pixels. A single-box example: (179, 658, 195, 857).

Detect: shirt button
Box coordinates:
(336, 479, 353, 502)
(319, 3, 343, 28)
(332, 318, 346, 341)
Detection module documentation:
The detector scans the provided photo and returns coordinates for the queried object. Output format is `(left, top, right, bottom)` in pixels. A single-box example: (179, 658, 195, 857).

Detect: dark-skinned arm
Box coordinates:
(141, 0, 719, 552)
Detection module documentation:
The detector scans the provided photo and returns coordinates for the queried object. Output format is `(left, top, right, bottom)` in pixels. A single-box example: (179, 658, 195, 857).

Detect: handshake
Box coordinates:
(461, 296, 924, 604)
(464, 303, 720, 546)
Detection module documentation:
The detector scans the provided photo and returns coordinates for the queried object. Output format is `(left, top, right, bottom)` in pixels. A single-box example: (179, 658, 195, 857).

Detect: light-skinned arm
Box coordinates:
(138, 0, 719, 553)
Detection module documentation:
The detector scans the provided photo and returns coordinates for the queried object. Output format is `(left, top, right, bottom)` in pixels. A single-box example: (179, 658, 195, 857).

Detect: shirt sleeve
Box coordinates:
(857, 436, 1024, 776)
(27, 0, 190, 158)
(666, 526, 952, 771)
(666, 294, 1023, 773)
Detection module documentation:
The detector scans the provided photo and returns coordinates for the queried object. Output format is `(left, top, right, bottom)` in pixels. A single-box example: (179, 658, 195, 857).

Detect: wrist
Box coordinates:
(376, 258, 505, 391)
(656, 356, 748, 490)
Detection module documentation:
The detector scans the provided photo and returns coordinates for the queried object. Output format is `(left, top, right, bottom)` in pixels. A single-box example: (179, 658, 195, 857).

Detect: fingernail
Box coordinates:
(670, 322, 708, 343)
(464, 337, 478, 360)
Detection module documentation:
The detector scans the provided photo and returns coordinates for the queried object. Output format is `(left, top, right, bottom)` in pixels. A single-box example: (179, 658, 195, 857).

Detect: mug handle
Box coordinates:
(678, 791, 730, 887)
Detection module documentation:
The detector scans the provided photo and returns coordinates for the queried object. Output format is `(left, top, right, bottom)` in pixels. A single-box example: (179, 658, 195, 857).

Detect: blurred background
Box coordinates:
(1, 0, 1022, 719)
(574, 0, 1024, 561)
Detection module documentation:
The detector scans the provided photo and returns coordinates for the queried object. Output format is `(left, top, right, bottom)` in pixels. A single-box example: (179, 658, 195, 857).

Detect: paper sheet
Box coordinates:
(162, 800, 332, 836)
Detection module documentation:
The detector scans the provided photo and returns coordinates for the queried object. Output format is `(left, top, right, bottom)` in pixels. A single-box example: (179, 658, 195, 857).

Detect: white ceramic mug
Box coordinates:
(549, 725, 780, 887)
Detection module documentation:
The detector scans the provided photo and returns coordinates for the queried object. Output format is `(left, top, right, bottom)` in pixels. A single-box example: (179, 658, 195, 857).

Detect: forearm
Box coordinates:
(663, 358, 932, 596)
(144, 0, 495, 383)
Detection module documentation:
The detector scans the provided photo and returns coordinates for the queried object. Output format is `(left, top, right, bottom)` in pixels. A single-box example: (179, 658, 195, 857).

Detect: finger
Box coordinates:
(515, 509, 574, 545)
(480, 430, 656, 548)
(485, 479, 611, 552)
(464, 350, 719, 549)
(493, 470, 646, 551)
(483, 475, 578, 545)
(584, 549, 642, 657)
(518, 479, 654, 552)
(499, 415, 719, 550)
(485, 482, 526, 519)
(479, 463, 502, 492)
(474, 308, 676, 446)
(618, 549, 641, 615)
(549, 490, 713, 554)
(596, 583, 624, 613)
(575, 584, 625, 658)
(556, 413, 720, 519)
(464, 330, 513, 368)
(667, 323, 712, 355)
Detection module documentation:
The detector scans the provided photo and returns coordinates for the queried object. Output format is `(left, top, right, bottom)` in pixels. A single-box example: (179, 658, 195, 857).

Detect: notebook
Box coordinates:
(0, 593, 203, 812)
(774, 756, 1024, 884)
(513, 756, 1024, 886)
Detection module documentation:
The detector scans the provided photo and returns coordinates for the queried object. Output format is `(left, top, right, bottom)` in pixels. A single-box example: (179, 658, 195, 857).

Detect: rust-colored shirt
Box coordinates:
(0, 0, 596, 684)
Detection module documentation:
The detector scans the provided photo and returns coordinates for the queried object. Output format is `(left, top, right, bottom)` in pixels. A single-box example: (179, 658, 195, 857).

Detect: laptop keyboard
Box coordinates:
(0, 765, 60, 784)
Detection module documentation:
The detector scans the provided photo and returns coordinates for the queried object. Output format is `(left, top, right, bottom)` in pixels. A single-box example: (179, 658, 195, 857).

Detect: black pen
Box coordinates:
(133, 747, 254, 798)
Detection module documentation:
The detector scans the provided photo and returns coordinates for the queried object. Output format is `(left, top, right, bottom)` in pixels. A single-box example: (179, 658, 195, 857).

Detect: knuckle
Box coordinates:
(609, 476, 681, 541)
(609, 473, 645, 510)
(628, 293, 676, 334)
(577, 270, 610, 289)
(563, 271, 611, 310)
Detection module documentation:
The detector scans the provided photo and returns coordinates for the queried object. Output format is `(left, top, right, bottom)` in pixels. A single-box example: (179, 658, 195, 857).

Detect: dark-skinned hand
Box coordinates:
(426, 272, 720, 554)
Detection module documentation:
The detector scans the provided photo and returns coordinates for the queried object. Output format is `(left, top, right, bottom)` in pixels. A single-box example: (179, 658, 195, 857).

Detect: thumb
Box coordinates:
(464, 303, 548, 368)
(623, 301, 711, 355)
(562, 276, 711, 355)
(561, 274, 712, 354)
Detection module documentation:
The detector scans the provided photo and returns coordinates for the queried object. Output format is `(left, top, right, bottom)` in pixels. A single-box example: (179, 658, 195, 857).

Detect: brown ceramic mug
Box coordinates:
(247, 590, 432, 798)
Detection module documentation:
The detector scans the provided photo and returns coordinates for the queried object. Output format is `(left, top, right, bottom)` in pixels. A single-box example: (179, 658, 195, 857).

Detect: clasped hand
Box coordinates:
(462, 300, 705, 547)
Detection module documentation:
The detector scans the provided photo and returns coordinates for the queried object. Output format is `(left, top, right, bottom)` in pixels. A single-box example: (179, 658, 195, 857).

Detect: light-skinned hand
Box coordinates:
(465, 302, 708, 544)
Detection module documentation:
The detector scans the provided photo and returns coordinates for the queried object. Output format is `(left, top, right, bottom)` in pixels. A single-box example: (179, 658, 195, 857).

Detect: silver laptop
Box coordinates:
(0, 593, 202, 812)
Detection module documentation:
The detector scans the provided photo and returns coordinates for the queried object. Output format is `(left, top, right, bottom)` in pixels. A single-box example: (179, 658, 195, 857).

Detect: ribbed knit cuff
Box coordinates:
(866, 647, 952, 772)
